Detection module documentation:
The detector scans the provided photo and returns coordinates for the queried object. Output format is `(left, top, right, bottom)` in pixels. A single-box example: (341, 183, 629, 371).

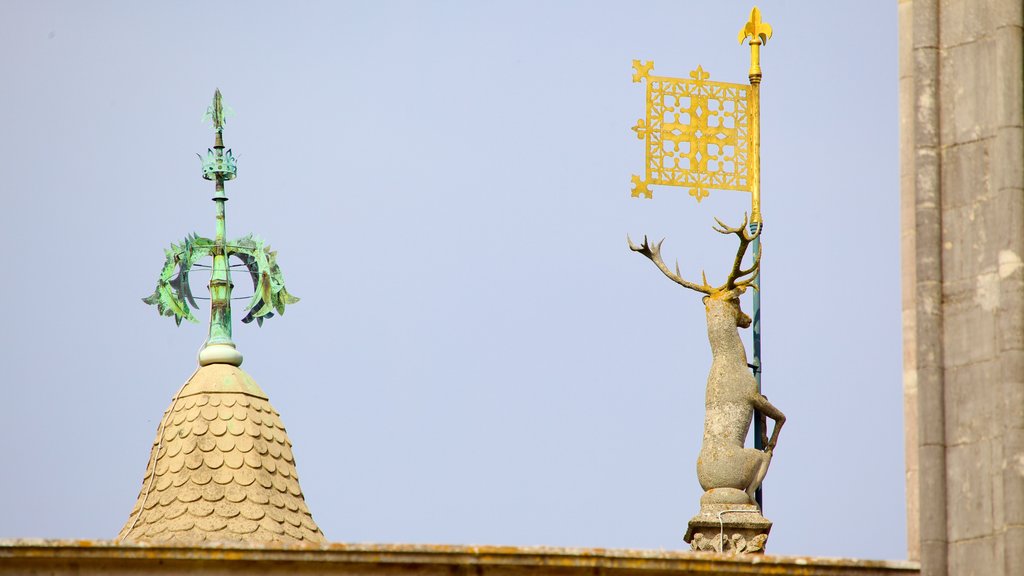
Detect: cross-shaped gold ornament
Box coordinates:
(631, 6, 771, 223)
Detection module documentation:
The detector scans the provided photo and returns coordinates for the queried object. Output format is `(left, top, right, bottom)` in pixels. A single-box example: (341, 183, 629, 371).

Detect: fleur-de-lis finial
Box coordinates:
(738, 6, 772, 46)
(738, 6, 772, 83)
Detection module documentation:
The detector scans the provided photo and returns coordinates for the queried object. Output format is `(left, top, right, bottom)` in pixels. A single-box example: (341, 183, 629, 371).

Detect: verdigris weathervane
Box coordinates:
(627, 7, 784, 554)
(121, 90, 323, 544)
(144, 89, 297, 366)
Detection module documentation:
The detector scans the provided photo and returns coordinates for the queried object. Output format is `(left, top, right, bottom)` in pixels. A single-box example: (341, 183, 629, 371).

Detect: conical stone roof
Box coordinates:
(119, 364, 325, 544)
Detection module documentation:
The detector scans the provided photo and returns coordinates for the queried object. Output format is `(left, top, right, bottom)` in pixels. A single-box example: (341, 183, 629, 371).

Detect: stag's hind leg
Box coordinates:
(698, 443, 767, 496)
(745, 448, 772, 503)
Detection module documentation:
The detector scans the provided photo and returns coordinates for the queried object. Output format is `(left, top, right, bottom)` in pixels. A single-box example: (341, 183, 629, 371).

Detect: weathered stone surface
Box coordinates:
(1005, 526, 1024, 576)
(118, 364, 325, 544)
(689, 530, 766, 555)
(943, 360, 1000, 445)
(994, 139, 1024, 207)
(899, 1, 919, 561)
(684, 500, 771, 555)
(949, 537, 997, 576)
(940, 37, 999, 145)
(941, 296, 998, 368)
(898, 2, 914, 79)
(683, 295, 780, 556)
(938, 0, 995, 47)
(990, 0, 1024, 26)
(926, 107, 1024, 576)
(1002, 428, 1024, 527)
(905, 6, 1024, 557)
(995, 26, 1024, 130)
(945, 441, 994, 542)
(0, 541, 923, 576)
(916, 444, 947, 528)
(693, 296, 783, 504)
(939, 139, 989, 212)
(628, 224, 782, 555)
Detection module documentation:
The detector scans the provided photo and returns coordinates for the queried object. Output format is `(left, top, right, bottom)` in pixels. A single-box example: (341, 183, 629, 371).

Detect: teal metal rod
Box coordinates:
(750, 222, 764, 511)
(206, 175, 234, 347)
(205, 97, 235, 350)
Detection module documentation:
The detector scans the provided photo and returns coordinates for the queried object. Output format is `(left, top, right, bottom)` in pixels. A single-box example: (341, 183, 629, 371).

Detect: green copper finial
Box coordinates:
(201, 89, 237, 181)
(143, 90, 299, 367)
(208, 88, 226, 132)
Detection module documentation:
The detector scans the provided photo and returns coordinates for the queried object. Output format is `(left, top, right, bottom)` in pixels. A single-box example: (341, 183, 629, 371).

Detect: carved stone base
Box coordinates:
(683, 488, 772, 554)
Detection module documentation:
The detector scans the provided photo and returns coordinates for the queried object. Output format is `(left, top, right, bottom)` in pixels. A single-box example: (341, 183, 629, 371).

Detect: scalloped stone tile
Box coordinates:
(118, 364, 325, 544)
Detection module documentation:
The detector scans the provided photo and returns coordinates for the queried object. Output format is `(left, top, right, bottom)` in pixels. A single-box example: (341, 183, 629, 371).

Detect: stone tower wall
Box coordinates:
(899, 1, 1024, 574)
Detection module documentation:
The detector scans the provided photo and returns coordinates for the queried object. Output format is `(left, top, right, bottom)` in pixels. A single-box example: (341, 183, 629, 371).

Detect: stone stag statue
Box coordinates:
(628, 216, 785, 552)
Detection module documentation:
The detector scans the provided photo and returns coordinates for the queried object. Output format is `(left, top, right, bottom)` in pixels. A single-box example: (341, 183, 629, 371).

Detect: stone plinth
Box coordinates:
(684, 488, 772, 554)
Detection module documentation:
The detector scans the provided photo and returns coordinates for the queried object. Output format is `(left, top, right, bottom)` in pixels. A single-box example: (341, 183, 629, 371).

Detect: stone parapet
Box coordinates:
(0, 541, 919, 576)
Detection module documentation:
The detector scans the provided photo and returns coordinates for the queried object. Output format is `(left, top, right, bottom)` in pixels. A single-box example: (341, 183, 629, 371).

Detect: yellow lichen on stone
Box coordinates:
(119, 365, 325, 544)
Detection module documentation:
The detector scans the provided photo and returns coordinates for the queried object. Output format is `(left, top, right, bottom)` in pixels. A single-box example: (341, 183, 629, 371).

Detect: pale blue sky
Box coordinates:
(0, 0, 902, 559)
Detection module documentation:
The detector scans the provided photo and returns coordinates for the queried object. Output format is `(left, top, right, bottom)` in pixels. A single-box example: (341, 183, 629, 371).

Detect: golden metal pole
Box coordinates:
(739, 6, 771, 224)
(748, 67, 762, 224)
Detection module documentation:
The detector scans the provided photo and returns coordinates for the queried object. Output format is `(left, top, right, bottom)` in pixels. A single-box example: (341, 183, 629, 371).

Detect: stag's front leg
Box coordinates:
(751, 393, 785, 450)
(745, 394, 785, 503)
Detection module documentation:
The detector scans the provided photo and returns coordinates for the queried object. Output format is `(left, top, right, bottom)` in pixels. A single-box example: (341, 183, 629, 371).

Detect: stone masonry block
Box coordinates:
(902, 235, 917, 301)
(995, 534, 1008, 576)
(944, 360, 1001, 444)
(918, 444, 948, 527)
(919, 372, 947, 445)
(906, 410, 919, 470)
(946, 441, 995, 541)
(997, 278, 1024, 353)
(1005, 526, 1024, 576)
(940, 205, 977, 288)
(940, 0, 995, 47)
(902, 311, 917, 367)
(905, 377, 919, 457)
(997, 293, 1024, 351)
(942, 301, 998, 367)
(901, 171, 915, 216)
(950, 537, 998, 576)
(995, 25, 1023, 130)
(914, 47, 939, 148)
(901, 171, 916, 225)
(1002, 428, 1024, 525)
(913, 0, 938, 49)
(920, 540, 948, 576)
(991, 0, 1024, 27)
(940, 38, 998, 145)
(991, 438, 1005, 528)
(899, 1, 914, 77)
(994, 189, 1024, 352)
(997, 301, 1024, 351)
(941, 214, 997, 295)
(900, 75, 916, 164)
(994, 128, 1023, 192)
(940, 139, 990, 211)
(940, 279, 972, 308)
(917, 222, 943, 289)
(993, 188, 1024, 246)
(1000, 368, 1024, 428)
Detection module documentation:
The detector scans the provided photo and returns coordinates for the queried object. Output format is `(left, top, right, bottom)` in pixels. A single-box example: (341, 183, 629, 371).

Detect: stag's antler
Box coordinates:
(627, 234, 714, 294)
(629, 215, 761, 296)
(711, 213, 761, 292)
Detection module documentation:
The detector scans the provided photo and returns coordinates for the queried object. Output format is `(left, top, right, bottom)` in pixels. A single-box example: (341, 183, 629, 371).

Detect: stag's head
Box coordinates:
(628, 215, 761, 328)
